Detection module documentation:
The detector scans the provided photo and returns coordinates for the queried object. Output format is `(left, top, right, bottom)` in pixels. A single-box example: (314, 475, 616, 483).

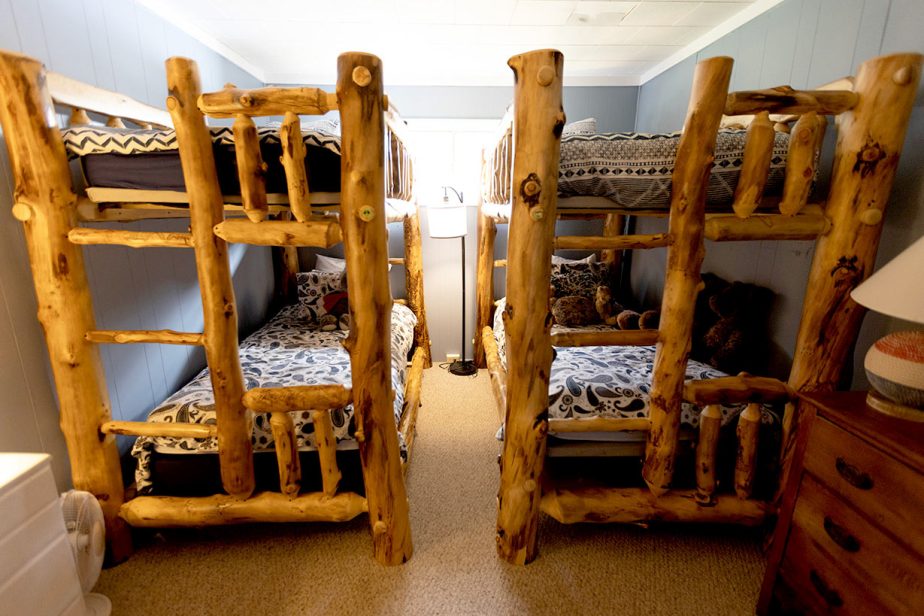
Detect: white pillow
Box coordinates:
(562, 118, 597, 137)
(315, 254, 346, 272)
(551, 253, 597, 265)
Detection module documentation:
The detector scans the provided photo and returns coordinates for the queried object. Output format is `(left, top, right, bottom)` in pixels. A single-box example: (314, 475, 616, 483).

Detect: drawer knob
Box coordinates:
(823, 516, 861, 552)
(835, 457, 874, 490)
(810, 570, 844, 608)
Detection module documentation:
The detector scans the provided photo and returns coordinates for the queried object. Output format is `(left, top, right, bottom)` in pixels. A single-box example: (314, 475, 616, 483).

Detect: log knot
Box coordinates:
(520, 173, 541, 205)
(853, 142, 886, 178)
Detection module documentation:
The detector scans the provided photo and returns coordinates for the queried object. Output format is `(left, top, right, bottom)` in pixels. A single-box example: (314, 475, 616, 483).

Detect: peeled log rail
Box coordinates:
(101, 420, 217, 439)
(779, 112, 822, 216)
(398, 347, 427, 464)
(86, 329, 204, 346)
(474, 209, 497, 368)
(482, 327, 507, 420)
(540, 486, 770, 525)
(213, 219, 342, 247)
(119, 491, 367, 526)
(695, 405, 722, 505)
(242, 384, 352, 414)
(496, 49, 564, 565)
(732, 111, 774, 218)
(232, 114, 268, 222)
(279, 111, 312, 222)
(168, 57, 254, 498)
(269, 411, 301, 497)
(724, 86, 858, 116)
(403, 212, 432, 367)
(551, 329, 658, 348)
(554, 233, 670, 251)
(68, 228, 194, 248)
(705, 212, 830, 241)
(642, 57, 734, 497)
(199, 85, 337, 118)
(337, 51, 413, 565)
(548, 417, 650, 433)
(684, 375, 795, 406)
(0, 50, 131, 561)
(312, 410, 341, 496)
(735, 403, 762, 499)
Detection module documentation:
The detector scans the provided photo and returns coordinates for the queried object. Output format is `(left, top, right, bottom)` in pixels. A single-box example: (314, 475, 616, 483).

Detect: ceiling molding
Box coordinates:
(639, 0, 785, 84)
(135, 0, 267, 82)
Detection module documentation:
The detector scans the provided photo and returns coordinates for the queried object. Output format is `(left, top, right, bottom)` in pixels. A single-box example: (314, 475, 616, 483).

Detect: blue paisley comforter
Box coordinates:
(131, 302, 417, 493)
(493, 298, 777, 431)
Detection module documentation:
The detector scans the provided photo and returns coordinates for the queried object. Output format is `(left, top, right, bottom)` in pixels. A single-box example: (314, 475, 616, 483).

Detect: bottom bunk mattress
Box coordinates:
(131, 302, 417, 494)
(492, 299, 778, 435)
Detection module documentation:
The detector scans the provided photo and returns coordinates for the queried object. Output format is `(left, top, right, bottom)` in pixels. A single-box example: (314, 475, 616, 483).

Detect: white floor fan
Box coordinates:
(60, 491, 112, 615)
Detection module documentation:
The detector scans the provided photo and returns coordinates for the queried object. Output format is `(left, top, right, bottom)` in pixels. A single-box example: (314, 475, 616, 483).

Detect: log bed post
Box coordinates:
(642, 57, 733, 496)
(166, 57, 255, 498)
(0, 50, 132, 562)
(403, 210, 432, 366)
(337, 51, 413, 565)
(496, 49, 564, 565)
(474, 205, 497, 368)
(782, 53, 922, 494)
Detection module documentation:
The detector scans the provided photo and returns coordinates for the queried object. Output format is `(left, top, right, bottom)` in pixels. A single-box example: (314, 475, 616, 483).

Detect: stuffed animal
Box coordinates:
(552, 295, 599, 327)
(318, 290, 350, 331)
(694, 274, 774, 374)
(594, 284, 624, 325)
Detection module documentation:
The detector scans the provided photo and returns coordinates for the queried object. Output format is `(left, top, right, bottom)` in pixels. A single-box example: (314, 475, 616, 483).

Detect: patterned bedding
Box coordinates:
(492, 298, 777, 432)
(482, 128, 791, 220)
(131, 302, 417, 493)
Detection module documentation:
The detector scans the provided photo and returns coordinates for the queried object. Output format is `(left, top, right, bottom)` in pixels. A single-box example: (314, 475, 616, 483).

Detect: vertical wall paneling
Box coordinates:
(0, 0, 267, 487)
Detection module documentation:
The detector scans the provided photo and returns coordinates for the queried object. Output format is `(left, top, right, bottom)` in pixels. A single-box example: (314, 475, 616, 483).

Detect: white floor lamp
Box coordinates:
(428, 187, 477, 376)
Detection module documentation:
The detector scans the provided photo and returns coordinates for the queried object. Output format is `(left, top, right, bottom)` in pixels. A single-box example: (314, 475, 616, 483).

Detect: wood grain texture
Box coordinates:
(279, 111, 311, 222)
(199, 85, 337, 118)
(337, 51, 413, 566)
(695, 405, 722, 504)
(403, 212, 431, 367)
(496, 48, 564, 565)
(232, 114, 268, 222)
(67, 228, 194, 248)
(642, 56, 733, 496)
(101, 420, 216, 439)
(0, 50, 131, 562)
(166, 56, 254, 498)
(732, 111, 774, 218)
(724, 86, 857, 116)
(474, 209, 497, 368)
(213, 218, 342, 247)
(242, 384, 352, 414)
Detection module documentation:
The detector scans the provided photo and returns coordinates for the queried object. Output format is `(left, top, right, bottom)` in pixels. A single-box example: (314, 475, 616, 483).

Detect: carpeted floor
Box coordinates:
(96, 368, 766, 615)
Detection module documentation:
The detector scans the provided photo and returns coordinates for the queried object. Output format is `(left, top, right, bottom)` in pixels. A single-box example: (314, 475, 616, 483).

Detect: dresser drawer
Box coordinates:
(803, 416, 924, 556)
(792, 474, 924, 611)
(781, 522, 900, 615)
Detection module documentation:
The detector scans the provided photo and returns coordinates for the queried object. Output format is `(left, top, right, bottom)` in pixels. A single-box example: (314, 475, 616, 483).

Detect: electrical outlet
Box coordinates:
(446, 353, 460, 363)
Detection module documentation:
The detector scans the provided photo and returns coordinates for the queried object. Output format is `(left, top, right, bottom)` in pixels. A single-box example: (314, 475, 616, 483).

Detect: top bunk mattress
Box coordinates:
(131, 301, 417, 494)
(482, 128, 791, 220)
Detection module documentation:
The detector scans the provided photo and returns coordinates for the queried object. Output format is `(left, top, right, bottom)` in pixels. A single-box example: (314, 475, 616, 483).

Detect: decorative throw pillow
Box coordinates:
(297, 270, 346, 323)
(314, 254, 346, 272)
(550, 261, 610, 300)
(551, 253, 597, 265)
(562, 118, 597, 138)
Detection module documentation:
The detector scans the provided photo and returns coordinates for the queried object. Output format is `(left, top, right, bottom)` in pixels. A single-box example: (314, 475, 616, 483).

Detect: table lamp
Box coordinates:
(850, 235, 924, 420)
(428, 186, 477, 376)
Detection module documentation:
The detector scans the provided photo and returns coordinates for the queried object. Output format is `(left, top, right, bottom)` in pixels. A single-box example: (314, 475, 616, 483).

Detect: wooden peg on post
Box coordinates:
(496, 49, 564, 566)
(337, 51, 413, 566)
(166, 56, 254, 498)
(0, 50, 131, 563)
(642, 56, 733, 497)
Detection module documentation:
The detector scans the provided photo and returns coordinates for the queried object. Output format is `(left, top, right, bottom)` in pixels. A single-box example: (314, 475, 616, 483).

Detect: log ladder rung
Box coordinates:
(551, 329, 658, 348)
(86, 329, 205, 346)
(68, 228, 194, 248)
(242, 384, 352, 414)
(553, 233, 670, 251)
(101, 420, 216, 439)
(213, 219, 342, 248)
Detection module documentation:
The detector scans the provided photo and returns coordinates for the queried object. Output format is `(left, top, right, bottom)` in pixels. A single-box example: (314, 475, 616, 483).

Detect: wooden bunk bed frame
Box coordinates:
(478, 49, 922, 564)
(0, 49, 431, 566)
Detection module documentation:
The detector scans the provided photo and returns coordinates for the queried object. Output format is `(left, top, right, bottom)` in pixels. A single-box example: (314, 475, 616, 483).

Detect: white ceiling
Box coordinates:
(139, 0, 782, 86)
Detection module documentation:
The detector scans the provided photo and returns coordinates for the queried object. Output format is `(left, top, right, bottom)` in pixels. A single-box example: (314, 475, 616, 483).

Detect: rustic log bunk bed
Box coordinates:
(478, 49, 922, 564)
(0, 49, 430, 566)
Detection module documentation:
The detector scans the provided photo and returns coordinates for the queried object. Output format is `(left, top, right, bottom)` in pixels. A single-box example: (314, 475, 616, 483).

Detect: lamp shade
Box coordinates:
(427, 204, 467, 238)
(851, 235, 924, 324)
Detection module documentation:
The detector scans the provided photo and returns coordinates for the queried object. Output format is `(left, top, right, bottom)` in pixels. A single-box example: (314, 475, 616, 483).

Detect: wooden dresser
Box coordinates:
(758, 392, 924, 615)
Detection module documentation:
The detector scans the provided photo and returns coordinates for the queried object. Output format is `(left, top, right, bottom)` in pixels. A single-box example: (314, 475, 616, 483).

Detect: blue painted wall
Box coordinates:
(634, 0, 924, 384)
(0, 0, 269, 487)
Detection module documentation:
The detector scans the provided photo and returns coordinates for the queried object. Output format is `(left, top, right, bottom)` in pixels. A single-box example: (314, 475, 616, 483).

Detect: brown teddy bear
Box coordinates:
(595, 284, 660, 330)
(552, 295, 599, 327)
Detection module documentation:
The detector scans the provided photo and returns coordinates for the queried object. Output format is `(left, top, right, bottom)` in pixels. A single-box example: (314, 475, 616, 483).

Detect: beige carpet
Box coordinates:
(97, 368, 766, 615)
